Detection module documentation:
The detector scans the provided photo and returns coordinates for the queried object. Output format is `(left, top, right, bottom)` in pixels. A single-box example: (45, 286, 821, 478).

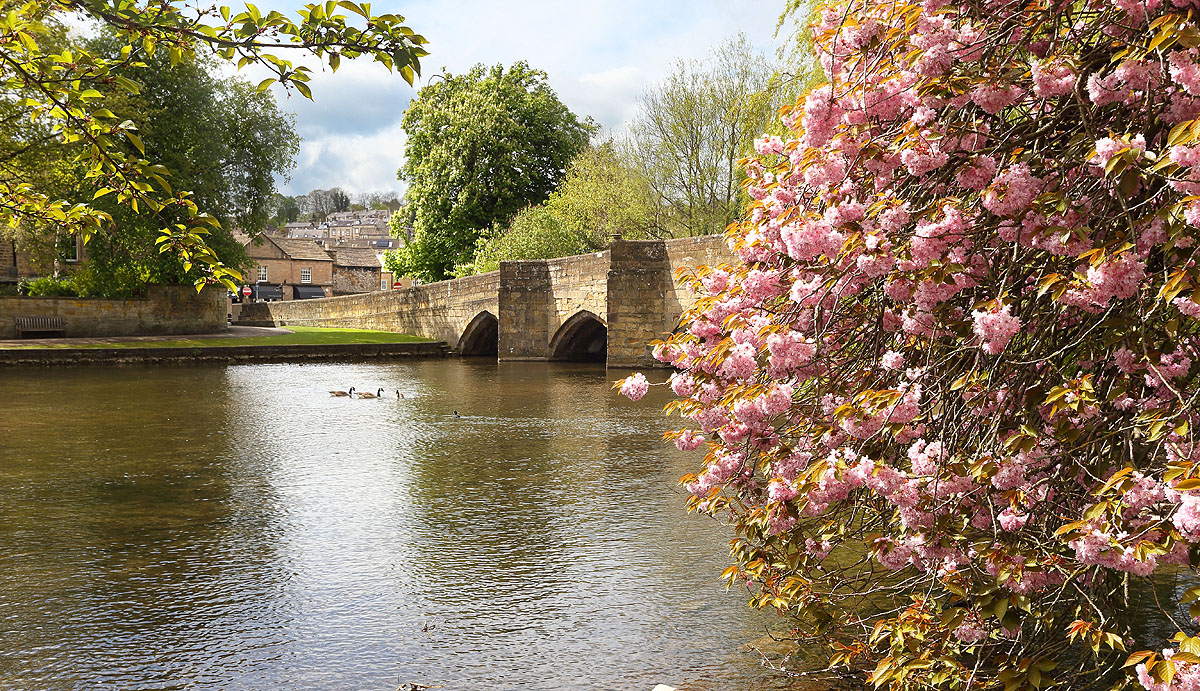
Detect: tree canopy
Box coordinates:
(450, 141, 662, 277)
(0, 0, 426, 290)
(392, 61, 596, 282)
(625, 34, 793, 238)
(58, 34, 299, 296)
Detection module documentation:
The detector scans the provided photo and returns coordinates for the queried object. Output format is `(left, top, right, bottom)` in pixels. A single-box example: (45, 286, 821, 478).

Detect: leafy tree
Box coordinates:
(269, 193, 302, 226)
(619, 0, 1200, 689)
(625, 34, 793, 238)
(0, 0, 426, 289)
(298, 187, 351, 221)
(394, 61, 596, 281)
(453, 206, 582, 276)
(546, 141, 665, 247)
(448, 142, 663, 278)
(43, 33, 299, 296)
(355, 190, 403, 212)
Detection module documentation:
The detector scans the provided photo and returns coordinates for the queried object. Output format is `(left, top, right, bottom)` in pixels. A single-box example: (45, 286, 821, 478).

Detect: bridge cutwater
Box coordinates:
(236, 237, 734, 368)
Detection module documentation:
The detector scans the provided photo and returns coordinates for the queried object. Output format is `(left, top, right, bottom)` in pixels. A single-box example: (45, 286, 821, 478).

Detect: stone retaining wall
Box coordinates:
(0, 285, 225, 339)
(0, 341, 450, 367)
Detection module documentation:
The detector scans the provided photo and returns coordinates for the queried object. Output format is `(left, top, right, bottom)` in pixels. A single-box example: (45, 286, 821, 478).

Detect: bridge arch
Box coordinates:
(458, 310, 499, 356)
(549, 310, 607, 363)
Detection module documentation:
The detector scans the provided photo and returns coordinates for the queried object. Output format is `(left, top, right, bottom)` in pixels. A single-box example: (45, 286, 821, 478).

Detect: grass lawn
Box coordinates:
(1, 326, 433, 349)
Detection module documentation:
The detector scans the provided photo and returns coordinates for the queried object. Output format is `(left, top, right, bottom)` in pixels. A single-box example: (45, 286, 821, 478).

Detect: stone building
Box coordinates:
(0, 235, 83, 285)
(284, 221, 326, 240)
(331, 248, 384, 294)
(0, 239, 18, 283)
(243, 236, 333, 300)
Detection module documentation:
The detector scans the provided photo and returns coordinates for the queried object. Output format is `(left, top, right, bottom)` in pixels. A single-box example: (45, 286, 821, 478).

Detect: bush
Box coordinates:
(453, 206, 596, 277)
(19, 276, 77, 297)
(620, 0, 1200, 688)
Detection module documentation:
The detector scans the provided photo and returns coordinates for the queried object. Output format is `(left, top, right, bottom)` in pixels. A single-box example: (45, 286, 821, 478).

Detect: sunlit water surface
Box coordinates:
(0, 360, 807, 690)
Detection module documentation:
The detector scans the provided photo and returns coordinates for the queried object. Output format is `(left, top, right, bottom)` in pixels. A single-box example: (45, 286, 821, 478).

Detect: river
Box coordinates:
(0, 360, 802, 690)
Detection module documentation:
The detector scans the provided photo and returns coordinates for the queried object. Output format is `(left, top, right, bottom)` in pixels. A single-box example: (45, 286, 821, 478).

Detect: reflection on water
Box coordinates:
(0, 360, 797, 690)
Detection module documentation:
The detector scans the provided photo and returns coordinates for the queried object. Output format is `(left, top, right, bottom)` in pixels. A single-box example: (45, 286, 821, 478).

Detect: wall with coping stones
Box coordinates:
(0, 285, 225, 339)
(236, 235, 736, 366)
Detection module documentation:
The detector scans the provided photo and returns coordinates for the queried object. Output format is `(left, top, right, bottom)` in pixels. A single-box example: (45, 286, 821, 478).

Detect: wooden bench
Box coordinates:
(14, 316, 67, 338)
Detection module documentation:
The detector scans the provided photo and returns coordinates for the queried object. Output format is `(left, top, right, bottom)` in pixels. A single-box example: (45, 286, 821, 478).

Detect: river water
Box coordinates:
(0, 360, 801, 690)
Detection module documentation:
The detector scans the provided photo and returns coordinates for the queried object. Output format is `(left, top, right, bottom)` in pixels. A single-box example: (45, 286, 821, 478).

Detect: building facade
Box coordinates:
(243, 237, 334, 300)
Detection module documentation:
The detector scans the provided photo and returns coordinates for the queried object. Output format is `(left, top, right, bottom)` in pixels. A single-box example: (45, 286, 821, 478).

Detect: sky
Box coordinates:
(244, 0, 786, 197)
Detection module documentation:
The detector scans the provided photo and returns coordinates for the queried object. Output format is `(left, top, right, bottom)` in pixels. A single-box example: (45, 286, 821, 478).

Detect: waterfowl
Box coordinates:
(357, 388, 384, 399)
(330, 387, 355, 397)
(396, 390, 404, 399)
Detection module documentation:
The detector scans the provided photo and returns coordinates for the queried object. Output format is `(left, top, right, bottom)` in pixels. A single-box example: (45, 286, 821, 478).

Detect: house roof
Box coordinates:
(333, 248, 382, 268)
(270, 237, 334, 261)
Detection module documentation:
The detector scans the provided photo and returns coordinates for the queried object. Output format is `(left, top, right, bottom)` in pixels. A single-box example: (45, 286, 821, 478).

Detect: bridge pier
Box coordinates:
(498, 260, 554, 361)
(605, 240, 674, 369)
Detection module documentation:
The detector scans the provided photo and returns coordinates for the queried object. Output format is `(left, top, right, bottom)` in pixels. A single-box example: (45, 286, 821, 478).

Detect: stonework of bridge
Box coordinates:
(237, 236, 734, 367)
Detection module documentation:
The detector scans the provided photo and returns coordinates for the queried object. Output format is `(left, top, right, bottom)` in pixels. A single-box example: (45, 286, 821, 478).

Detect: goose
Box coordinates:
(396, 390, 404, 399)
(357, 388, 384, 399)
(330, 387, 355, 397)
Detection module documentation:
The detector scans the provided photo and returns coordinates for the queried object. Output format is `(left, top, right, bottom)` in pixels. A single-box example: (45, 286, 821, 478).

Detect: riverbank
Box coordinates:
(0, 326, 450, 366)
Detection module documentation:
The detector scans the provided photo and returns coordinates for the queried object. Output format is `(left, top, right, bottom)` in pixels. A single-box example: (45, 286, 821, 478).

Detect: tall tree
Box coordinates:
(394, 61, 596, 281)
(298, 187, 351, 221)
(67, 36, 298, 296)
(0, 0, 426, 289)
(269, 193, 301, 226)
(625, 34, 792, 237)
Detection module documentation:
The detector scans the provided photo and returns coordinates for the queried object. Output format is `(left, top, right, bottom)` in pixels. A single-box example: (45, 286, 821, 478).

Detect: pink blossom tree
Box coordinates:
(622, 0, 1200, 687)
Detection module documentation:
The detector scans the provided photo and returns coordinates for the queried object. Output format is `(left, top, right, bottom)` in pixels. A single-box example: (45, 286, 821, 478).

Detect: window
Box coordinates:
(381, 278, 388, 290)
(257, 265, 268, 282)
(57, 234, 80, 263)
(301, 267, 311, 284)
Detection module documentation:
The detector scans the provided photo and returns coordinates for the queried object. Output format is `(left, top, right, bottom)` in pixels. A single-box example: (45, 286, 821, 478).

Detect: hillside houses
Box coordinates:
(282, 209, 399, 249)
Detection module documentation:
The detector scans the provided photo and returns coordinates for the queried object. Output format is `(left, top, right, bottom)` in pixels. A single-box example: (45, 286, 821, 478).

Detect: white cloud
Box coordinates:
(250, 0, 784, 195)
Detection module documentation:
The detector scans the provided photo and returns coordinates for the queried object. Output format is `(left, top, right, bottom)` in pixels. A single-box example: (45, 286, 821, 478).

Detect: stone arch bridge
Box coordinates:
(237, 237, 734, 368)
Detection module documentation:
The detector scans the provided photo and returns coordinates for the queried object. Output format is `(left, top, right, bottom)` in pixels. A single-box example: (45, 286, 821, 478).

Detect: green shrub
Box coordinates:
(19, 275, 78, 297)
(454, 206, 595, 277)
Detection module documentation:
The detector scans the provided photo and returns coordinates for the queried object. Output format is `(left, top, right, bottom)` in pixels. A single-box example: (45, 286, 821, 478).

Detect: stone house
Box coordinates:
(243, 236, 333, 300)
(325, 210, 391, 243)
(331, 248, 383, 294)
(284, 221, 326, 240)
(0, 235, 83, 285)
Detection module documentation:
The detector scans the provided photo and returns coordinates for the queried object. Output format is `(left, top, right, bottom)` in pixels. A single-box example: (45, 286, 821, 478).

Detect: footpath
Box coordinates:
(0, 326, 451, 366)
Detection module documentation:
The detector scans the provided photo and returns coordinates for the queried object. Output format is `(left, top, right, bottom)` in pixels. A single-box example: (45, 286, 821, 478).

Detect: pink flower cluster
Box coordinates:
(619, 372, 649, 401)
(972, 304, 1021, 354)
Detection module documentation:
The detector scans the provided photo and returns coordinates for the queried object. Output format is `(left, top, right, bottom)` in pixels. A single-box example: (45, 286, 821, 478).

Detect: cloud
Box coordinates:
(250, 0, 783, 195)
(283, 121, 408, 196)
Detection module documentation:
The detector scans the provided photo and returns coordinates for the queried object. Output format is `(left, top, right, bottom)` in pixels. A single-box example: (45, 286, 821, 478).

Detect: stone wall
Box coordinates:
(0, 285, 225, 339)
(663, 233, 737, 321)
(606, 241, 673, 367)
(239, 271, 500, 348)
(497, 261, 554, 360)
